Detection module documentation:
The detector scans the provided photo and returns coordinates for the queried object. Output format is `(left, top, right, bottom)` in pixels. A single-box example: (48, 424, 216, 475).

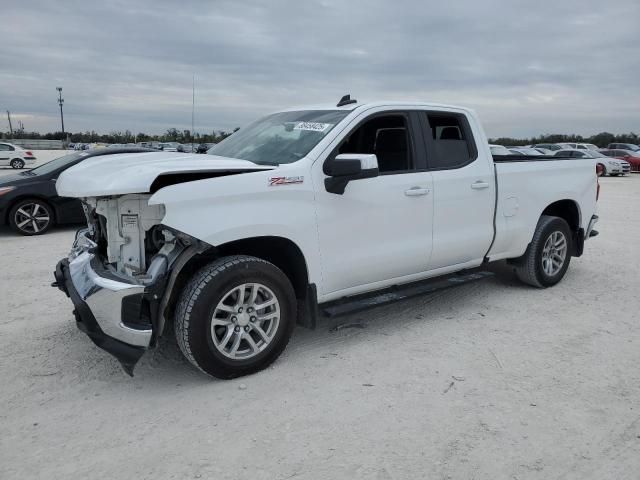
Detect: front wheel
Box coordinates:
(9, 199, 54, 235)
(514, 215, 572, 288)
(175, 255, 296, 379)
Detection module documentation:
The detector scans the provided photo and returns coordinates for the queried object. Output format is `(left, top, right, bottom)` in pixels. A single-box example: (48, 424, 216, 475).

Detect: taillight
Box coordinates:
(25, 151, 33, 156)
(596, 165, 601, 201)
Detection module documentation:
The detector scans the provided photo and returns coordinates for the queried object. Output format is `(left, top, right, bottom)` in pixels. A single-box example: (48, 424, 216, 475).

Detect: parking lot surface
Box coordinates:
(1, 157, 639, 479)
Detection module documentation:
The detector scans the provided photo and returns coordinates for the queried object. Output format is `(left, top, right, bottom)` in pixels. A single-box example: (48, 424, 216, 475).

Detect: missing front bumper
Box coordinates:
(53, 255, 152, 375)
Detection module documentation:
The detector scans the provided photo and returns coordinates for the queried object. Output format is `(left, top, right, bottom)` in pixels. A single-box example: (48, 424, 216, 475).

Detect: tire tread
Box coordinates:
(515, 215, 570, 288)
(174, 255, 293, 378)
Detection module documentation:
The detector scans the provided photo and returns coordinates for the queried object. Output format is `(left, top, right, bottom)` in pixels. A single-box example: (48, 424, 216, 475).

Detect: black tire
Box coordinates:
(10, 158, 25, 169)
(9, 199, 54, 236)
(514, 215, 572, 288)
(175, 255, 296, 379)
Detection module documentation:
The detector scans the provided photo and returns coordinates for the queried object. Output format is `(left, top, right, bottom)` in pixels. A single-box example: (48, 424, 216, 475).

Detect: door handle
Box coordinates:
(471, 181, 490, 190)
(404, 187, 430, 197)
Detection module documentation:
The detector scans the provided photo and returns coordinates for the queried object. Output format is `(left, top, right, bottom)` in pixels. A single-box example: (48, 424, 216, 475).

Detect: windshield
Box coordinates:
(207, 110, 349, 165)
(26, 152, 86, 175)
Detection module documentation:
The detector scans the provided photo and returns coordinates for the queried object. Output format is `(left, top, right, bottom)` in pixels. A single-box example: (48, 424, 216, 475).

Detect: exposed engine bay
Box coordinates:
(82, 194, 188, 284)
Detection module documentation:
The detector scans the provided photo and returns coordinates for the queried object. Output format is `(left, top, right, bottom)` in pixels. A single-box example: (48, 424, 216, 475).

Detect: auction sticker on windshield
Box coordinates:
(293, 122, 331, 132)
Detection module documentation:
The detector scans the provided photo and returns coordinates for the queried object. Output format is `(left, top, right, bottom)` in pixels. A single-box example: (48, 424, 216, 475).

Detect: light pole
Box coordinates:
(56, 87, 65, 135)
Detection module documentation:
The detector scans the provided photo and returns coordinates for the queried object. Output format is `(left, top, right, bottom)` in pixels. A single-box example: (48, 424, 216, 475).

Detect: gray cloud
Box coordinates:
(2, 0, 639, 137)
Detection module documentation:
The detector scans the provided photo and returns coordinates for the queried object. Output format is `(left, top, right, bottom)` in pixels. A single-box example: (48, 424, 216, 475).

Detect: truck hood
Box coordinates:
(55, 151, 275, 197)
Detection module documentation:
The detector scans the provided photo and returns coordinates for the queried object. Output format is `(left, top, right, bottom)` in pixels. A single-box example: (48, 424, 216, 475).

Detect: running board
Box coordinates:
(320, 271, 494, 318)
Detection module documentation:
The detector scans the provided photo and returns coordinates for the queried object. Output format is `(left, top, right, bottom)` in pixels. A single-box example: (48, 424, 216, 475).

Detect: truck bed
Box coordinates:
(488, 156, 597, 261)
(492, 154, 570, 162)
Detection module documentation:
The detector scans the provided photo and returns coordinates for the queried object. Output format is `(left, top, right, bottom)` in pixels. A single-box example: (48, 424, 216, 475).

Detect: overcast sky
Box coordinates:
(2, 0, 639, 138)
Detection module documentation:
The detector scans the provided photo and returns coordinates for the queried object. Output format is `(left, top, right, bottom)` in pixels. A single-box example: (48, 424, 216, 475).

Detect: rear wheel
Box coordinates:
(9, 199, 54, 235)
(514, 215, 572, 288)
(175, 255, 296, 379)
(10, 158, 25, 169)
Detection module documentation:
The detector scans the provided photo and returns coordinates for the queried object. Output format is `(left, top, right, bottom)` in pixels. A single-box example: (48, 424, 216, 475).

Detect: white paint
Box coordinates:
(56, 151, 274, 197)
(57, 102, 598, 303)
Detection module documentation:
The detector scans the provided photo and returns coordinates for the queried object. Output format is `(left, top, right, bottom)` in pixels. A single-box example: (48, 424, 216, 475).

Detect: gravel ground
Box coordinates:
(1, 155, 639, 479)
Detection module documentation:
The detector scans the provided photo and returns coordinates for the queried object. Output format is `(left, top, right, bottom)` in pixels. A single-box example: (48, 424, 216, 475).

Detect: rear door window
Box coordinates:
(418, 112, 478, 170)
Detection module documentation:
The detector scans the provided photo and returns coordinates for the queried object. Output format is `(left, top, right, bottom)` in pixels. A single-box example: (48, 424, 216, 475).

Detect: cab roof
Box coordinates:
(277, 100, 473, 115)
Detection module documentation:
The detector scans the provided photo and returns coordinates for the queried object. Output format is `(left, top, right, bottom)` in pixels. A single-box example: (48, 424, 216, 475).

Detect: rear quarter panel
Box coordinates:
(489, 158, 597, 260)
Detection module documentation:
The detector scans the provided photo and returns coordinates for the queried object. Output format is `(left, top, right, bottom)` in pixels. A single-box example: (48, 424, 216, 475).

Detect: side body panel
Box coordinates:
(424, 110, 496, 270)
(149, 163, 324, 289)
(310, 106, 435, 296)
(489, 158, 597, 260)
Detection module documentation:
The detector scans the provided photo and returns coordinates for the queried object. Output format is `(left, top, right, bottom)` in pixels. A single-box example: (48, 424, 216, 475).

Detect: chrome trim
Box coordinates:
(67, 237, 152, 347)
(69, 228, 97, 260)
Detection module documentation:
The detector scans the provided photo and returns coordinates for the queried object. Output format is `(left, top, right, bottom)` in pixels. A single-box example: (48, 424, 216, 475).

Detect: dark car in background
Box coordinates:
(197, 143, 215, 153)
(607, 143, 640, 153)
(0, 148, 152, 235)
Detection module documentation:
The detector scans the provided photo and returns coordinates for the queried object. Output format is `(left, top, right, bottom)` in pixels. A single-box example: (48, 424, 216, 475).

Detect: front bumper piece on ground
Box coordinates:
(53, 233, 154, 375)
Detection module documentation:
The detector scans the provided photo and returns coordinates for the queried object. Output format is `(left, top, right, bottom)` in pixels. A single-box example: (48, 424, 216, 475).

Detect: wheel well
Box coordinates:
(541, 199, 582, 256)
(541, 200, 580, 232)
(216, 237, 309, 300)
(162, 236, 312, 335)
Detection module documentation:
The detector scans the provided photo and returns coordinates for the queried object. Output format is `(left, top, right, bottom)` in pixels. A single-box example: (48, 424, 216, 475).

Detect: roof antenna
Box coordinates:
(337, 94, 357, 107)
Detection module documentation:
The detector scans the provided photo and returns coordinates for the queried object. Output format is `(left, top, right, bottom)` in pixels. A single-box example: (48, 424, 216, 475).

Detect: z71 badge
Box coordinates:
(269, 176, 304, 186)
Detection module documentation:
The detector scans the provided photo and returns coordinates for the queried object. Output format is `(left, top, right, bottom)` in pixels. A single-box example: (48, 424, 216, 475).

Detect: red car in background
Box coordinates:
(601, 149, 640, 172)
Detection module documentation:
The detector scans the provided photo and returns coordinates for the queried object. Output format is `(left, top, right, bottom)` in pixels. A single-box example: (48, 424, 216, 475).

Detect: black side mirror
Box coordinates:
(324, 154, 379, 194)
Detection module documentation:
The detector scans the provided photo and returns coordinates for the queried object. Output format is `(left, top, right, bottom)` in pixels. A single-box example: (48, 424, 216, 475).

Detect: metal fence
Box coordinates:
(5, 139, 64, 149)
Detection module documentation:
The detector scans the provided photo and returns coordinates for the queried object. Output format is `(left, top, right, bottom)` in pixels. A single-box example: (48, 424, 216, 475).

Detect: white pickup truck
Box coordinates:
(53, 97, 600, 378)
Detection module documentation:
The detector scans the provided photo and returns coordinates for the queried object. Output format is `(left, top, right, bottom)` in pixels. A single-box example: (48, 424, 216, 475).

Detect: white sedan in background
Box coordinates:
(554, 149, 629, 176)
(489, 144, 512, 155)
(0, 142, 37, 169)
(509, 147, 544, 156)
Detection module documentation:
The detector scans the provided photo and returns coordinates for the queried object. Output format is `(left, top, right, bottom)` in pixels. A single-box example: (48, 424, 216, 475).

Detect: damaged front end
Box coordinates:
(53, 194, 207, 375)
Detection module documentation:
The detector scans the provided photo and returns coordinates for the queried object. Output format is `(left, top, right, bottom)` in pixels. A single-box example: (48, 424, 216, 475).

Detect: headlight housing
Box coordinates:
(0, 186, 16, 196)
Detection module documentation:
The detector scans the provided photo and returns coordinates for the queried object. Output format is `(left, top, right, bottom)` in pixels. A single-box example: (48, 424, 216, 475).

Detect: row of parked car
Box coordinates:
(489, 142, 640, 176)
(70, 142, 215, 153)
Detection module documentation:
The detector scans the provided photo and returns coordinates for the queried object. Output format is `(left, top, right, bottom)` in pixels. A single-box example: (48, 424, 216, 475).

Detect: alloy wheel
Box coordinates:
(541, 231, 567, 276)
(14, 202, 51, 234)
(210, 282, 280, 360)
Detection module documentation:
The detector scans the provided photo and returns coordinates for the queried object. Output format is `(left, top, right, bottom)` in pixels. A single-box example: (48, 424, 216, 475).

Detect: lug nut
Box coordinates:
(247, 307, 253, 313)
(231, 316, 237, 323)
(250, 316, 256, 322)
(238, 307, 243, 313)
(244, 326, 250, 332)
(234, 326, 240, 333)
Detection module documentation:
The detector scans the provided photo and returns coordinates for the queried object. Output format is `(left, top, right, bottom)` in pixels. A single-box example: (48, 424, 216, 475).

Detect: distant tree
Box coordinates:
(165, 128, 179, 141)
